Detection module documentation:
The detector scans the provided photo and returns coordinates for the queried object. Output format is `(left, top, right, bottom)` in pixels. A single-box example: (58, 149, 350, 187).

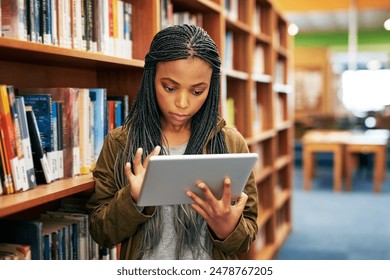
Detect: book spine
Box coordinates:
(1, 0, 27, 40)
(15, 96, 37, 189)
(0, 85, 19, 194)
(0, 131, 14, 194)
(51, 101, 58, 180)
(89, 88, 106, 163)
(56, 101, 64, 179)
(78, 88, 91, 174)
(25, 106, 52, 184)
(22, 94, 55, 180)
(51, 0, 58, 45)
(7, 86, 28, 192)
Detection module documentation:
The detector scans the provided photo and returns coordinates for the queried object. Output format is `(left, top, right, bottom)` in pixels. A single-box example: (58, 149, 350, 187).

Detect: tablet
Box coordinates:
(137, 153, 258, 206)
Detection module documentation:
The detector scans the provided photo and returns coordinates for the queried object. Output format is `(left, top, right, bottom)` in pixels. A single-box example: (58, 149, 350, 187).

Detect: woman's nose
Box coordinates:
(175, 91, 189, 109)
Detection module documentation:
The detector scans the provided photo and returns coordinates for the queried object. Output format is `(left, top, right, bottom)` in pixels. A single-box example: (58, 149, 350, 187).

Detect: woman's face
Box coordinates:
(155, 57, 213, 130)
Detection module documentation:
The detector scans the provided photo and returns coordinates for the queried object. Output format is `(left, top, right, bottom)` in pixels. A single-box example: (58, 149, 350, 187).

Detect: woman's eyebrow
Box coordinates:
(160, 78, 208, 87)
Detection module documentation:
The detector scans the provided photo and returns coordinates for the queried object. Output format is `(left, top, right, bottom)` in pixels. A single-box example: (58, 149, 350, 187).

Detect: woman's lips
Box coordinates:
(170, 112, 189, 122)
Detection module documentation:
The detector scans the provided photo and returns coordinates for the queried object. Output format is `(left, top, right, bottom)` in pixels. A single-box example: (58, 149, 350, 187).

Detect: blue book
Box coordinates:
(89, 88, 107, 163)
(0, 219, 44, 260)
(18, 88, 80, 178)
(21, 94, 56, 181)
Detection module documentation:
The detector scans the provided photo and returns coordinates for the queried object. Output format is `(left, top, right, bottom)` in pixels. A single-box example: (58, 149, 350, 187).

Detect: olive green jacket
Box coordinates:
(87, 118, 258, 259)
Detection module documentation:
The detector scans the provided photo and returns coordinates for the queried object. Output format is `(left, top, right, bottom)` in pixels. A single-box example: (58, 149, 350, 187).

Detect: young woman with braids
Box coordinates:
(87, 24, 258, 260)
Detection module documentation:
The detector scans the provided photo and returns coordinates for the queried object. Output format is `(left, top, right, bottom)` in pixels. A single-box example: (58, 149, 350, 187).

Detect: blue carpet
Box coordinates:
(277, 166, 390, 260)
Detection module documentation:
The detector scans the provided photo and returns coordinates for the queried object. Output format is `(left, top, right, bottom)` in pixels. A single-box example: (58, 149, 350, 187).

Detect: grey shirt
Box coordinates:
(142, 143, 211, 260)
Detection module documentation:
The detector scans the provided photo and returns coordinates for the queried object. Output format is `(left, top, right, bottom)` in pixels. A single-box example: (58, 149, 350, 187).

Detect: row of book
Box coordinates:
(0, 85, 129, 195)
(160, 0, 203, 30)
(1, 0, 132, 59)
(0, 197, 117, 260)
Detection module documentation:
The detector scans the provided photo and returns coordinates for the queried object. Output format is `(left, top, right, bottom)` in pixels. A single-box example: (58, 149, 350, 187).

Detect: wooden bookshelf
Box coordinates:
(0, 0, 293, 259)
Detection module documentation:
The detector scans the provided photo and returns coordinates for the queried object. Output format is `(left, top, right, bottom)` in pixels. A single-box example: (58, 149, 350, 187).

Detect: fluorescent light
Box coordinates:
(384, 18, 390, 31)
(288, 23, 299, 36)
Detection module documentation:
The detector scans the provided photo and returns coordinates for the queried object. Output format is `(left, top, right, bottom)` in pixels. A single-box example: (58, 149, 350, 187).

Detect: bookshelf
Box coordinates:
(0, 0, 293, 259)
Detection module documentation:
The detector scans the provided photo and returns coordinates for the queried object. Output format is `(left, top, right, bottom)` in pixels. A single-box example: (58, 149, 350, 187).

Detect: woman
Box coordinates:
(87, 24, 258, 260)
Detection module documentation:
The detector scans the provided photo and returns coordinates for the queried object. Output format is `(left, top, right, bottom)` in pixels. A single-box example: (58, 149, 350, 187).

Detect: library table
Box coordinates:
(345, 130, 389, 192)
(302, 130, 351, 192)
(302, 129, 389, 192)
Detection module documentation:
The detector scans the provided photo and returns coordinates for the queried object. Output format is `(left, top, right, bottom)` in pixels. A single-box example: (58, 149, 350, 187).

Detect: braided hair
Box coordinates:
(115, 24, 228, 259)
(122, 24, 227, 163)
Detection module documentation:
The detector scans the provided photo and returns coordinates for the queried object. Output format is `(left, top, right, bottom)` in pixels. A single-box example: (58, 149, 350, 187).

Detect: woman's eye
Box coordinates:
(193, 90, 203, 96)
(164, 86, 175, 92)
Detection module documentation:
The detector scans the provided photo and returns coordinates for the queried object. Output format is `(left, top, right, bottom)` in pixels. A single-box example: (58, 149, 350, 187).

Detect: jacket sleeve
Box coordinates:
(210, 126, 258, 257)
(86, 130, 156, 248)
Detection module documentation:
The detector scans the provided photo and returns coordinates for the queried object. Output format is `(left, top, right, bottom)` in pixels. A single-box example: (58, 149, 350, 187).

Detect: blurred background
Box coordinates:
(274, 0, 390, 259)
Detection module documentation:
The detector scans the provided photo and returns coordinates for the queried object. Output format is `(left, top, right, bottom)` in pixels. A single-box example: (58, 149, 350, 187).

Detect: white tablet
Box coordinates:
(137, 153, 258, 206)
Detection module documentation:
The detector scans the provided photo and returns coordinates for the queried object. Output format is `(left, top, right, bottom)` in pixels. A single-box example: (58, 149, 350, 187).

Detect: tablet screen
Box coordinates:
(137, 153, 258, 206)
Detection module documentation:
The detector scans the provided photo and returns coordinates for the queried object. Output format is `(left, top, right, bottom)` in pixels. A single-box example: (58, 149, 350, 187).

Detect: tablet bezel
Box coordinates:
(137, 153, 258, 206)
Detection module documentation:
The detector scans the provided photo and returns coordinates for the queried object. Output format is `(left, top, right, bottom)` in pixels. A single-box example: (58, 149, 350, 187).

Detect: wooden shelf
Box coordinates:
(0, 174, 94, 218)
(0, 37, 144, 70)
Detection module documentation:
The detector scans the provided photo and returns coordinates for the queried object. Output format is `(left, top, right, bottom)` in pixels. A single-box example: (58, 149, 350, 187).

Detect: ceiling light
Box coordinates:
(288, 23, 299, 36)
(366, 59, 381, 70)
(384, 18, 390, 31)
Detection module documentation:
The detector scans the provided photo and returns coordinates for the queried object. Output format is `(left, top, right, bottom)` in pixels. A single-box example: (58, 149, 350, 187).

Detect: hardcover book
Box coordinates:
(1, 0, 27, 40)
(15, 96, 37, 189)
(0, 85, 19, 194)
(7, 85, 29, 191)
(88, 88, 107, 166)
(0, 219, 43, 260)
(17, 87, 80, 178)
(0, 243, 32, 260)
(78, 88, 92, 175)
(21, 94, 56, 181)
(25, 106, 52, 184)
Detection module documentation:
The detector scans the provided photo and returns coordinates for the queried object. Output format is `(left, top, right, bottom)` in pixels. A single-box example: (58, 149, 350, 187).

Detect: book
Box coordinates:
(15, 96, 37, 189)
(1, 0, 27, 40)
(56, 101, 64, 179)
(0, 243, 32, 260)
(78, 88, 92, 174)
(44, 210, 88, 260)
(29, 0, 41, 43)
(17, 87, 80, 178)
(0, 85, 20, 194)
(40, 0, 52, 45)
(88, 88, 107, 164)
(0, 129, 13, 195)
(7, 85, 29, 192)
(51, 101, 59, 180)
(0, 219, 43, 260)
(21, 94, 57, 181)
(107, 94, 129, 125)
(25, 106, 52, 184)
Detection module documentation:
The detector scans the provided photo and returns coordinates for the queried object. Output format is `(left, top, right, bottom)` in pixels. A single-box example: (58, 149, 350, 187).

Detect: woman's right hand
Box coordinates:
(124, 146, 161, 202)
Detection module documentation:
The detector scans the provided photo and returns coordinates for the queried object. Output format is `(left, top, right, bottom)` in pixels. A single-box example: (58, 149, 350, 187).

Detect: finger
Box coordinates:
(235, 192, 248, 210)
(133, 147, 143, 174)
(196, 182, 219, 207)
(186, 191, 211, 215)
(189, 203, 209, 221)
(124, 162, 132, 178)
(221, 177, 232, 205)
(144, 146, 161, 168)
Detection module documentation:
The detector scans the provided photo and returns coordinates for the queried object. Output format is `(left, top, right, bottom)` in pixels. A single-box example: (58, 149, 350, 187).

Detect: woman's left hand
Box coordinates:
(186, 178, 248, 240)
